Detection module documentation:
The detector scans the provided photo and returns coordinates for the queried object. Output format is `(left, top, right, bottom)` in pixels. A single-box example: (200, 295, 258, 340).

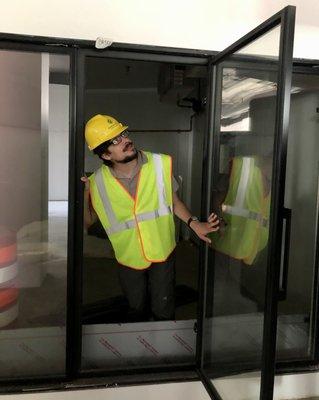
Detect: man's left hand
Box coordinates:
(190, 213, 219, 244)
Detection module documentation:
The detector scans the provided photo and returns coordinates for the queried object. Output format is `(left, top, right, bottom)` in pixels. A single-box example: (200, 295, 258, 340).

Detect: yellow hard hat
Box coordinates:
(85, 114, 128, 150)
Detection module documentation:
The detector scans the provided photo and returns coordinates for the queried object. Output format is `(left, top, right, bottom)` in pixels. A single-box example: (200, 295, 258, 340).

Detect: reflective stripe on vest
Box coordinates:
(235, 157, 252, 207)
(222, 157, 269, 227)
(222, 205, 269, 227)
(94, 153, 173, 235)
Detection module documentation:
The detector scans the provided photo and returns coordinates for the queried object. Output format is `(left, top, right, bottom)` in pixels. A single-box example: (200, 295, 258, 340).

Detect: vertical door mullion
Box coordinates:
(66, 48, 85, 378)
(196, 62, 219, 369)
(313, 170, 319, 361)
(260, 6, 296, 400)
(196, 62, 223, 400)
(197, 62, 222, 365)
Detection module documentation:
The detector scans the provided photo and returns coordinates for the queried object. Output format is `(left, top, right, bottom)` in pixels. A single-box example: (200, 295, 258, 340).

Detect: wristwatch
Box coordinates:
(187, 216, 199, 227)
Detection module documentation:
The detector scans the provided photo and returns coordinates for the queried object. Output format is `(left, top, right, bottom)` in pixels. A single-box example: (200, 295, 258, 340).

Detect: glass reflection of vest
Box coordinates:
(211, 156, 270, 265)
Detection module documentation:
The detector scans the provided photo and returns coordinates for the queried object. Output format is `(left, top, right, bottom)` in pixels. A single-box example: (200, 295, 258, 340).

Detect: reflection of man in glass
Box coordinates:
(81, 114, 219, 321)
(210, 154, 272, 266)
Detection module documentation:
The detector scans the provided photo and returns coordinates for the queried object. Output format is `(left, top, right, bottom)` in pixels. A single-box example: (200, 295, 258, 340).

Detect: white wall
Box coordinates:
(48, 84, 69, 201)
(0, 51, 42, 231)
(0, 0, 319, 59)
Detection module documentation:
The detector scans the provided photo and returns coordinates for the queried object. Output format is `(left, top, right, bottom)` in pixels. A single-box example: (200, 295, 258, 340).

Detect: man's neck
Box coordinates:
(112, 157, 138, 177)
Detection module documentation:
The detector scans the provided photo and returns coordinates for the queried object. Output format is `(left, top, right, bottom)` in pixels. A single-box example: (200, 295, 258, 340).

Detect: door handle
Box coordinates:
(278, 207, 292, 301)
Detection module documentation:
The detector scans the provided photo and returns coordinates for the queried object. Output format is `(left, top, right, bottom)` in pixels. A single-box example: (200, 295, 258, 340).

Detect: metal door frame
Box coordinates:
(196, 6, 296, 400)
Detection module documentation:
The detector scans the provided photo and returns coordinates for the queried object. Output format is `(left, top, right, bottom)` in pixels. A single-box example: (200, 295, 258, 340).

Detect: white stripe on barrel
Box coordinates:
(0, 262, 18, 285)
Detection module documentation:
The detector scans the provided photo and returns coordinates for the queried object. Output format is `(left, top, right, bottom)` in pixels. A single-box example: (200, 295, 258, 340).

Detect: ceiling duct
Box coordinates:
(158, 64, 195, 103)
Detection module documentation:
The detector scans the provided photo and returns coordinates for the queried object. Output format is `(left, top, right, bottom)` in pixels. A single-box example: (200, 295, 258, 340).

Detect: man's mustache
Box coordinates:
(123, 141, 133, 151)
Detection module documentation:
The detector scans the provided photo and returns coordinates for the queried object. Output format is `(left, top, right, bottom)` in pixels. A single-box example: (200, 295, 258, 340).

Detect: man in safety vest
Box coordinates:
(81, 114, 219, 321)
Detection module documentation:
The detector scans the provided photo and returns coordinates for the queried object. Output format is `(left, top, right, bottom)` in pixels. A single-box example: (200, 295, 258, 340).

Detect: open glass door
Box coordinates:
(197, 6, 295, 400)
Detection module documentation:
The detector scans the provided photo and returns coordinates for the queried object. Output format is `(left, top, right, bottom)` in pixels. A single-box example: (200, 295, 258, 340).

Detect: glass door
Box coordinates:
(198, 6, 295, 400)
(0, 47, 72, 380)
(75, 50, 208, 376)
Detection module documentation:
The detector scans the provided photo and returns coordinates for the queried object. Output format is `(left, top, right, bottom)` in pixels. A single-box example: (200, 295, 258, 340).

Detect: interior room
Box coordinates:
(81, 57, 208, 370)
(1, 47, 318, 379)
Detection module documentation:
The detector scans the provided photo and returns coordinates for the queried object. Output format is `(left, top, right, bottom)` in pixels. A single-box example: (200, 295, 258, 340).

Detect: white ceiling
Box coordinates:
(1, 0, 319, 59)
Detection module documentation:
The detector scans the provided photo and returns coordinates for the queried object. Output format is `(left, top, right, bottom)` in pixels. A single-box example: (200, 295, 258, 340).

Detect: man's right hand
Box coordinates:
(81, 176, 98, 228)
(81, 176, 90, 192)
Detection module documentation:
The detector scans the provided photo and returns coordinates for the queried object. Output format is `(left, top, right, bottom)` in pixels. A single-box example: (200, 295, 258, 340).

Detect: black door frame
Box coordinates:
(0, 40, 78, 388)
(0, 37, 211, 392)
(0, 19, 319, 395)
(73, 47, 209, 380)
(196, 6, 296, 400)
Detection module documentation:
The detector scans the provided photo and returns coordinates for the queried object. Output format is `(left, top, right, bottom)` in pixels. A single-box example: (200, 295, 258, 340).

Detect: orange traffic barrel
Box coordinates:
(0, 226, 18, 327)
(0, 288, 18, 328)
(0, 227, 17, 268)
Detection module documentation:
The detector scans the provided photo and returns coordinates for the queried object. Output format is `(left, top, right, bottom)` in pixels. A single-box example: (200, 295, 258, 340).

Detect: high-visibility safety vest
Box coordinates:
(211, 156, 270, 265)
(89, 151, 176, 269)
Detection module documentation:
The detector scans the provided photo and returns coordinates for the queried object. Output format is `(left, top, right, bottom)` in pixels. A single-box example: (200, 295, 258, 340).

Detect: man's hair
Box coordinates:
(93, 141, 113, 166)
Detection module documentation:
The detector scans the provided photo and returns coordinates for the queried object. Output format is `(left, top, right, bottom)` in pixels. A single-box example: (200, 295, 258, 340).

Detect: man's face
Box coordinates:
(101, 131, 137, 164)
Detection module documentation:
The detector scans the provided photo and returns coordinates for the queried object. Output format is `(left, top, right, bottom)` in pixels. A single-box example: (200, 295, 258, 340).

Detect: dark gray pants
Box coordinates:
(118, 251, 176, 321)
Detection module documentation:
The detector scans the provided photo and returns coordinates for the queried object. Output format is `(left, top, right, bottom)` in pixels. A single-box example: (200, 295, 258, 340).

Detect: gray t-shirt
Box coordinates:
(109, 151, 179, 198)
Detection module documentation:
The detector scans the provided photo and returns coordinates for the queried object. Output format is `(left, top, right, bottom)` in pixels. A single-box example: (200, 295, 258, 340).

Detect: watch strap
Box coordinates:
(187, 216, 198, 227)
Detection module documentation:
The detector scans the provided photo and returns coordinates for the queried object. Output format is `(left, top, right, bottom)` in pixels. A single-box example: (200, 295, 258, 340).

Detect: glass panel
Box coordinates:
(202, 25, 281, 399)
(81, 58, 206, 371)
(0, 50, 70, 377)
(275, 72, 319, 361)
(237, 28, 280, 58)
